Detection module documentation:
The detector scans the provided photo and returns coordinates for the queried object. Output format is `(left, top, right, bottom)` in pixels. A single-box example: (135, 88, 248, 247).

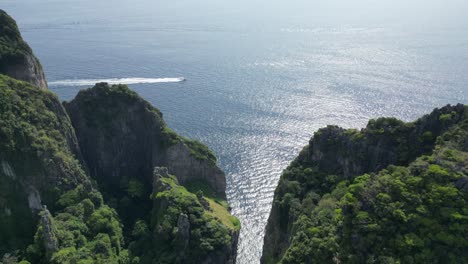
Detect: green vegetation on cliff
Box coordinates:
(0, 10, 32, 65)
(129, 169, 239, 264)
(0, 10, 47, 89)
(263, 104, 468, 264)
(0, 74, 87, 253)
(0, 77, 239, 263)
(0, 74, 126, 263)
(62, 83, 237, 263)
(63, 82, 229, 228)
(63, 83, 222, 207)
(27, 187, 127, 264)
(1, 11, 237, 264)
(0, 77, 239, 264)
(64, 83, 216, 165)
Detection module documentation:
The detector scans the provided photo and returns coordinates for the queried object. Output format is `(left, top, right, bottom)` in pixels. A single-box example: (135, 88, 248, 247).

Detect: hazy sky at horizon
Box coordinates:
(3, 0, 468, 30)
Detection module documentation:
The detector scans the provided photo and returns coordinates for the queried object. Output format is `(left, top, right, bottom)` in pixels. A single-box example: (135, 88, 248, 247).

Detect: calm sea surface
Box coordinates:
(3, 0, 468, 262)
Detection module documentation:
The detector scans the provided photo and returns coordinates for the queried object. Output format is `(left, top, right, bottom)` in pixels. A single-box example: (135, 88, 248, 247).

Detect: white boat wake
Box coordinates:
(48, 77, 185, 86)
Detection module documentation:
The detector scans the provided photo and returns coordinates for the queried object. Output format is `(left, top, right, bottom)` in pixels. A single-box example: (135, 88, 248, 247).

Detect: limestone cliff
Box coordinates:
(63, 83, 227, 200)
(0, 10, 47, 89)
(0, 11, 238, 263)
(63, 83, 238, 262)
(262, 104, 468, 263)
(38, 206, 58, 259)
(128, 167, 239, 263)
(0, 72, 129, 264)
(0, 74, 90, 255)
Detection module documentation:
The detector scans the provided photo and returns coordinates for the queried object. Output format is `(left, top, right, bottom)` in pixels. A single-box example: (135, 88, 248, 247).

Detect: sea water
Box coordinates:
(3, 0, 468, 262)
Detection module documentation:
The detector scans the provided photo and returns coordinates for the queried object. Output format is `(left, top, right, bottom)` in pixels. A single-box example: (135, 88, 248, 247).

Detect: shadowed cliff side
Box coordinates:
(63, 83, 239, 263)
(64, 83, 227, 202)
(127, 167, 239, 264)
(0, 74, 126, 263)
(0, 74, 88, 254)
(0, 11, 238, 263)
(0, 10, 47, 89)
(262, 104, 468, 263)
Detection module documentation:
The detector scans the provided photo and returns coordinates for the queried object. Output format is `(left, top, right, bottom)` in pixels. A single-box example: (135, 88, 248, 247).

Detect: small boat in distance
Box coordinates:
(48, 77, 187, 86)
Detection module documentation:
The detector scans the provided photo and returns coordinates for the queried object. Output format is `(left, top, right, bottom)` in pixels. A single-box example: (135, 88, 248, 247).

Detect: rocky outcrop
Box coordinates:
(0, 13, 93, 258)
(0, 10, 47, 89)
(147, 167, 239, 264)
(302, 104, 467, 179)
(0, 75, 138, 263)
(0, 74, 90, 255)
(63, 85, 237, 262)
(267, 117, 468, 263)
(39, 206, 58, 259)
(64, 83, 227, 198)
(166, 142, 226, 198)
(0, 11, 237, 263)
(226, 230, 239, 264)
(262, 104, 468, 263)
(175, 213, 190, 252)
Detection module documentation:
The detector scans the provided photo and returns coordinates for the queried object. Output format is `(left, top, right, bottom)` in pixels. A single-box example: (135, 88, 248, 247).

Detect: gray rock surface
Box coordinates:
(39, 206, 58, 259)
(175, 213, 190, 252)
(262, 104, 468, 263)
(0, 10, 48, 89)
(64, 83, 227, 197)
(166, 142, 226, 198)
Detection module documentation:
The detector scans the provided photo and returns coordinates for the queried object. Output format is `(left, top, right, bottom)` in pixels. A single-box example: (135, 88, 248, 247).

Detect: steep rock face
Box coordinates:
(262, 104, 468, 263)
(0, 15, 124, 263)
(64, 83, 227, 199)
(0, 11, 237, 263)
(127, 167, 239, 263)
(166, 142, 226, 196)
(0, 74, 90, 254)
(64, 83, 238, 262)
(303, 104, 467, 179)
(0, 75, 133, 264)
(0, 10, 47, 89)
(274, 119, 468, 263)
(38, 206, 58, 259)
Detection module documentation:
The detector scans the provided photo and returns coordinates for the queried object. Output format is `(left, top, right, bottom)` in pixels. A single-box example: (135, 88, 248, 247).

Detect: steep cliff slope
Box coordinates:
(0, 74, 126, 263)
(1, 11, 239, 264)
(0, 79, 239, 263)
(0, 74, 88, 251)
(63, 83, 239, 263)
(0, 10, 47, 89)
(64, 83, 226, 200)
(128, 167, 240, 264)
(262, 104, 468, 263)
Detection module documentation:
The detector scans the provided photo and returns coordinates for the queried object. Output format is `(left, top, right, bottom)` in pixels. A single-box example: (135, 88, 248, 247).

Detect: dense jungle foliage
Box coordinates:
(264, 105, 468, 264)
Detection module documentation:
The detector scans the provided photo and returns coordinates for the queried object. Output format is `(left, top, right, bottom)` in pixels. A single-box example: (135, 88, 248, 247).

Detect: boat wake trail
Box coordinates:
(48, 77, 185, 86)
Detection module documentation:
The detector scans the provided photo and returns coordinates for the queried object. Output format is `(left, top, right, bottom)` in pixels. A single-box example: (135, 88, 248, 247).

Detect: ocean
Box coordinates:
(3, 0, 468, 262)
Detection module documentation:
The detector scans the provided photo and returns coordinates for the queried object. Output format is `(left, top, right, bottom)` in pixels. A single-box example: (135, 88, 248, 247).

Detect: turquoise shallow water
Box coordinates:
(3, 0, 468, 262)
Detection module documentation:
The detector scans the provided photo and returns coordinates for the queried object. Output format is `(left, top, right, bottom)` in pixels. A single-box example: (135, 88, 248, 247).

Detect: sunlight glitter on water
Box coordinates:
(3, 1, 468, 262)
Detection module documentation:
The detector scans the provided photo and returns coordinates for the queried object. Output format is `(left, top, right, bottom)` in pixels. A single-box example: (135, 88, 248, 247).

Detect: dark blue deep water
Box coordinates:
(3, 0, 468, 262)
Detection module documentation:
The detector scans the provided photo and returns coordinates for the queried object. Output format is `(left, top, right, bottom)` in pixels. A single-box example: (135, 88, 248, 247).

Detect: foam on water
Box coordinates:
(48, 77, 185, 86)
